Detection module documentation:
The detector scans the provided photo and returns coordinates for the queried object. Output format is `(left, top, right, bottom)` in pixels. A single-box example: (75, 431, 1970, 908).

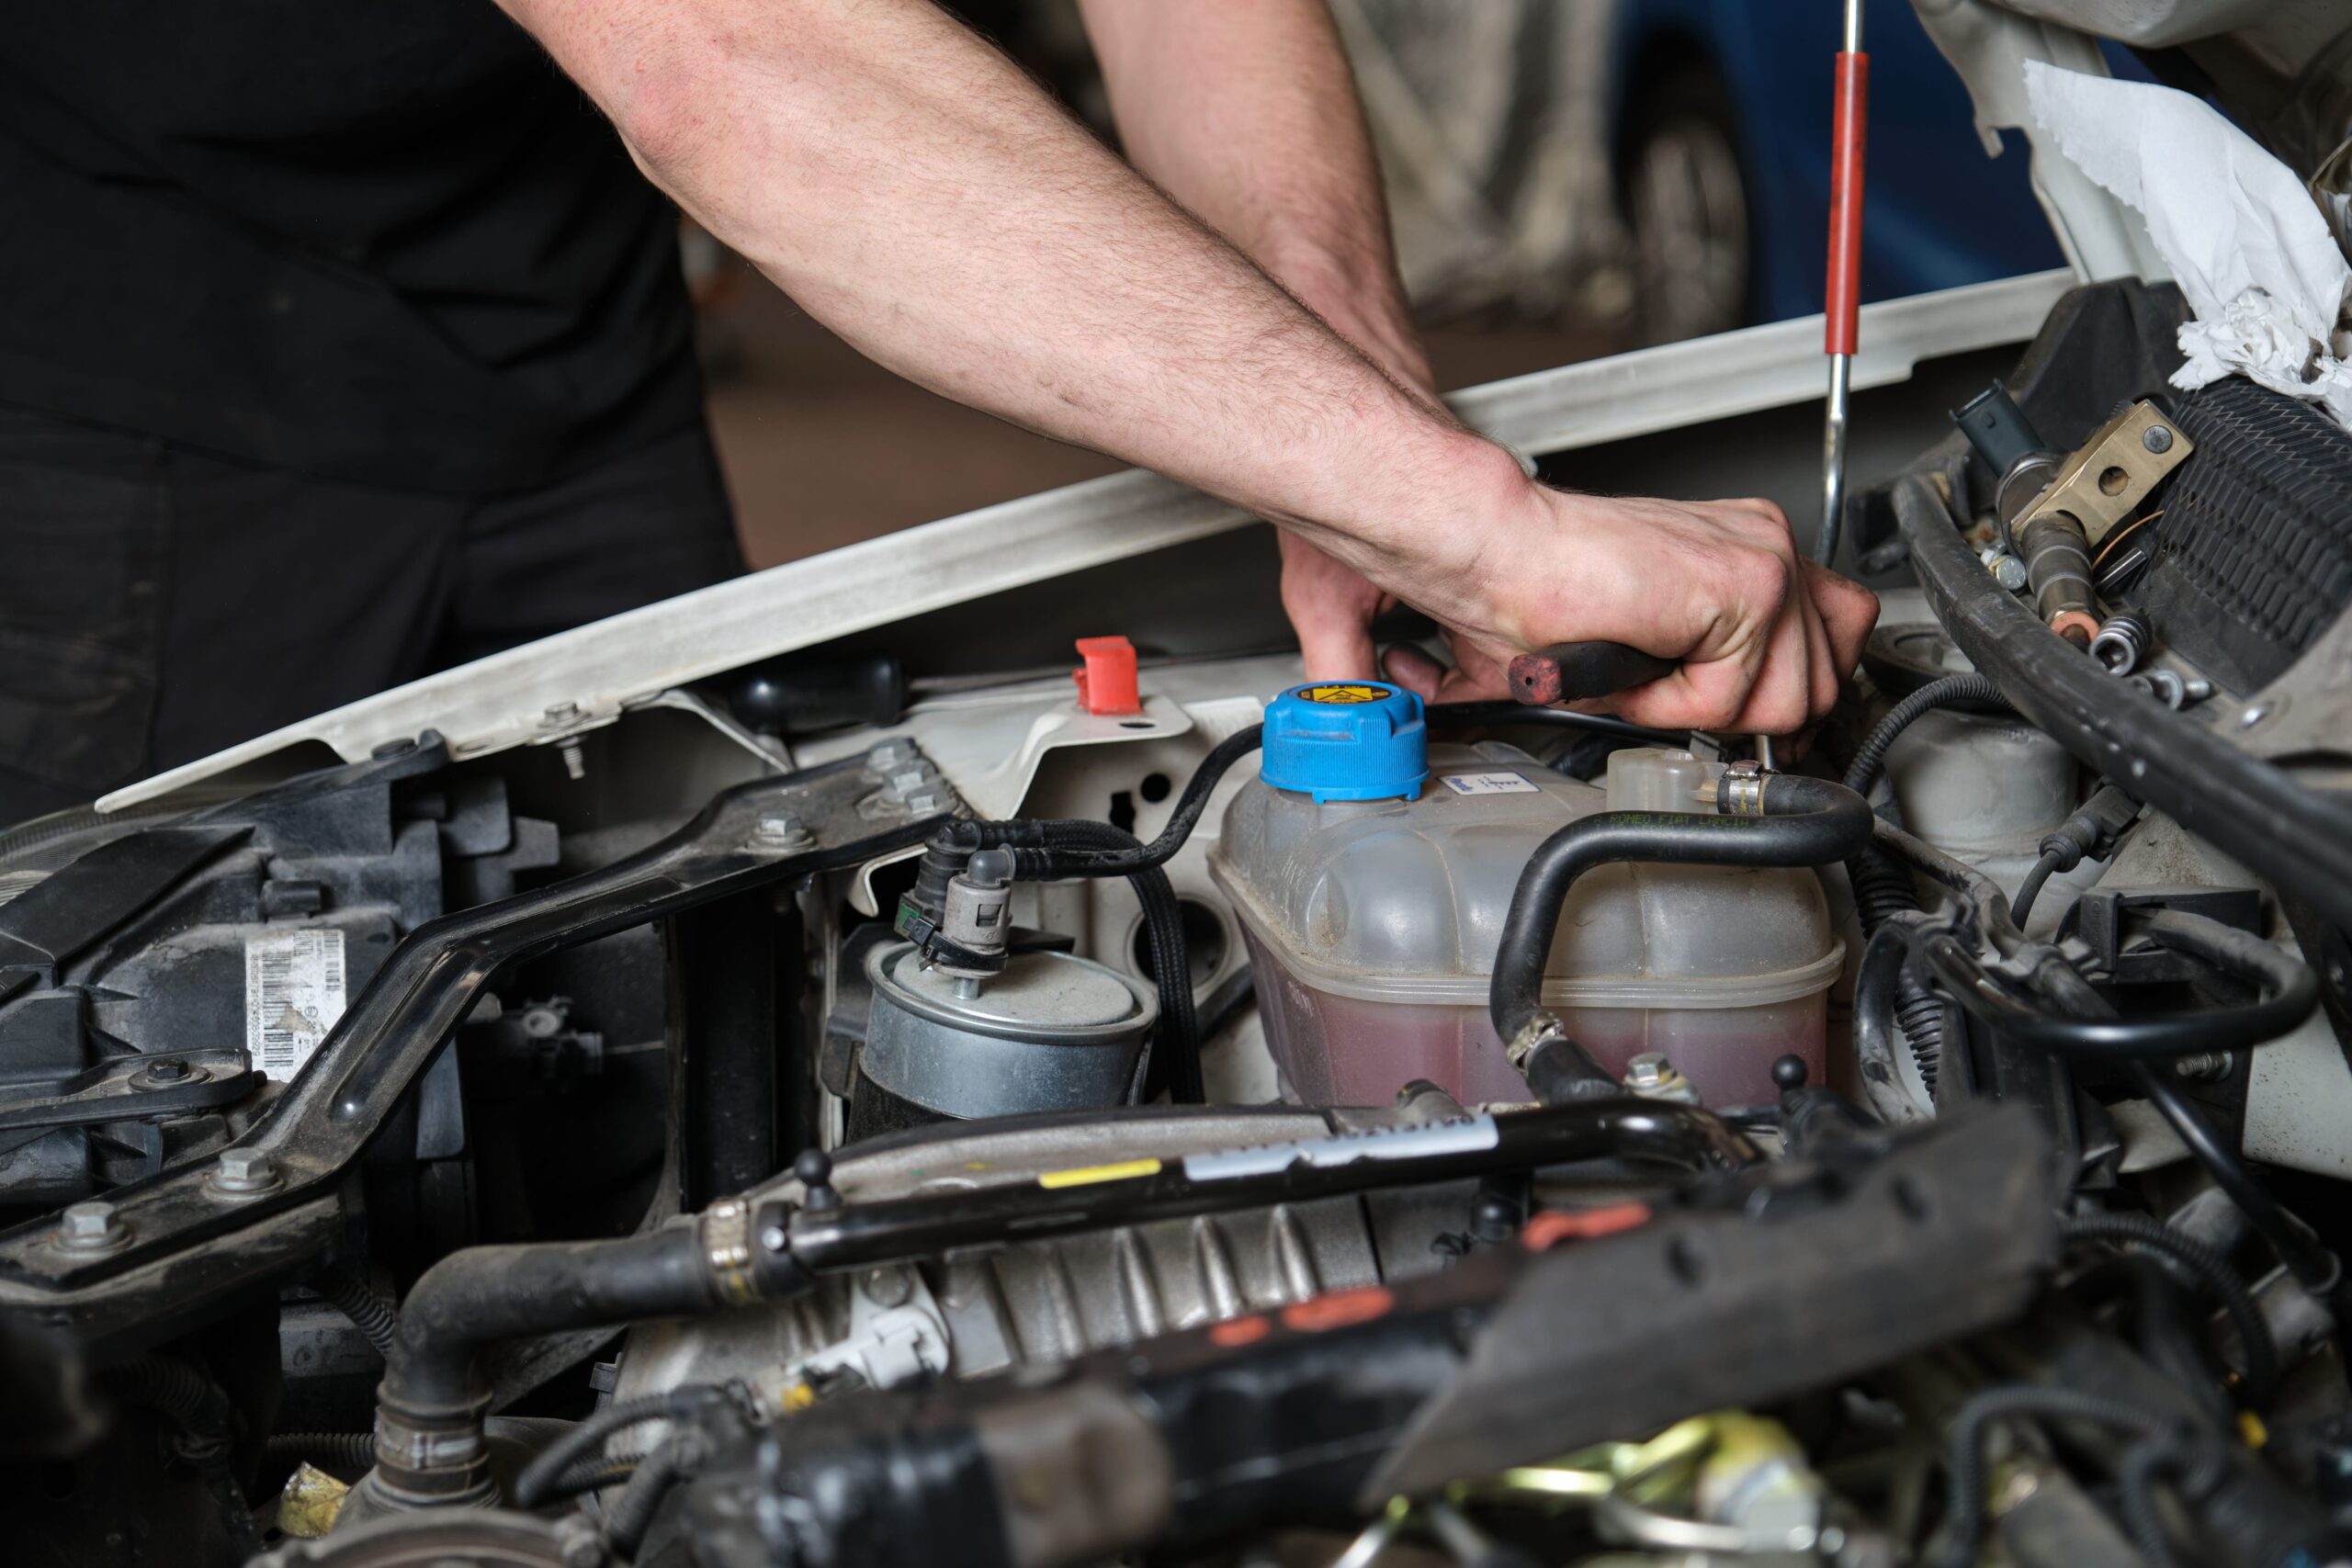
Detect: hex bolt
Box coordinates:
(2143, 423, 2175, 454)
(142, 1057, 190, 1083)
(210, 1146, 282, 1196)
(58, 1201, 129, 1254)
(903, 788, 949, 814)
(1624, 1053, 1668, 1089)
(2174, 1052, 2233, 1082)
(752, 813, 815, 852)
(1979, 548, 2029, 592)
(865, 739, 919, 771)
(862, 1267, 914, 1309)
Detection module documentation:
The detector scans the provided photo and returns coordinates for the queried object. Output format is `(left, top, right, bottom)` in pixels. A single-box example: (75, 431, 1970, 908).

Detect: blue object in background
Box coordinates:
(1608, 0, 2080, 333)
(1259, 682, 1430, 804)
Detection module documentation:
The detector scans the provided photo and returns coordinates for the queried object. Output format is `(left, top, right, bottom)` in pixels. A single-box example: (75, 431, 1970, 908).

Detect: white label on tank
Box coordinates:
(244, 928, 347, 1082)
(1442, 772, 1540, 796)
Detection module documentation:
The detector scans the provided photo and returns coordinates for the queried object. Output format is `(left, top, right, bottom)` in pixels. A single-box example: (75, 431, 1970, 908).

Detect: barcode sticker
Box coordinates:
(244, 929, 346, 1081)
(1442, 772, 1540, 796)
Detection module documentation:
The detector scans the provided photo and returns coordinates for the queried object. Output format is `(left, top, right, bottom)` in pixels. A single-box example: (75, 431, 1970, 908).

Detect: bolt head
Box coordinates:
(866, 739, 919, 770)
(142, 1057, 190, 1083)
(212, 1147, 280, 1193)
(59, 1201, 125, 1251)
(2240, 704, 2271, 729)
(2143, 423, 2175, 454)
(902, 789, 949, 814)
(1624, 1053, 1668, 1088)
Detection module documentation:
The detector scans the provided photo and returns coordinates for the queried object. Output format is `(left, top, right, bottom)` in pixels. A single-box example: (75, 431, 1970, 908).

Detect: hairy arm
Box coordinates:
(1078, 0, 1428, 392)
(493, 0, 1874, 732)
(502, 0, 1504, 604)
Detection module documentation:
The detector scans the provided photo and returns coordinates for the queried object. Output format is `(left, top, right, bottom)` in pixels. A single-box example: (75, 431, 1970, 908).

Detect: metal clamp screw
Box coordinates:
(2142, 423, 2175, 454)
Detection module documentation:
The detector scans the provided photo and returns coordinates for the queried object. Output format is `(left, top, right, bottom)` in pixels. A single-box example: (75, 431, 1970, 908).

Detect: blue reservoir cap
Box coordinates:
(1260, 682, 1428, 803)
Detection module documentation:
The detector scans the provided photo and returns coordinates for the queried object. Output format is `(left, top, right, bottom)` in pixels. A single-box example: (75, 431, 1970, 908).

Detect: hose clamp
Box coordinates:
(702, 1199, 760, 1306)
(1505, 1013, 1565, 1073)
(1717, 761, 1768, 818)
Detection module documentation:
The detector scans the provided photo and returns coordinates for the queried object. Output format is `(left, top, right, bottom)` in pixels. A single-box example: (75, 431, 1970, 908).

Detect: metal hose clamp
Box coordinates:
(701, 1199, 760, 1306)
(1716, 761, 1768, 818)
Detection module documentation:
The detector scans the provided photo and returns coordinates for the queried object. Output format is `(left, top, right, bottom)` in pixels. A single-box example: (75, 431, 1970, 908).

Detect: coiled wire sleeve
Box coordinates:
(1841, 673, 2012, 1103)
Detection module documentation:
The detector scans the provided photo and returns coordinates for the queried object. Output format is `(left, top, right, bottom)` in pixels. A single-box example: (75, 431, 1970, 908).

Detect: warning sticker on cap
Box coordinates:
(245, 929, 346, 1082)
(1295, 682, 1387, 705)
(1442, 772, 1541, 796)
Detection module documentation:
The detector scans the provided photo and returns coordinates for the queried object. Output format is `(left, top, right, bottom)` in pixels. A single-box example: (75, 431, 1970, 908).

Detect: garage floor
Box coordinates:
(702, 276, 1623, 570)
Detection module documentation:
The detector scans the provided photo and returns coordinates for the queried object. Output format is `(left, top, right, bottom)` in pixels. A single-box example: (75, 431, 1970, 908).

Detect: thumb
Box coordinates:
(1296, 615, 1382, 683)
(1380, 642, 1448, 701)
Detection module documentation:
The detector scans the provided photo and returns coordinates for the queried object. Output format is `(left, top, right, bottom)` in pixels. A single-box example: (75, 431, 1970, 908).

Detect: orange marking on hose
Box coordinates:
(1281, 1285, 1394, 1333)
(1521, 1202, 1653, 1251)
(1209, 1314, 1272, 1348)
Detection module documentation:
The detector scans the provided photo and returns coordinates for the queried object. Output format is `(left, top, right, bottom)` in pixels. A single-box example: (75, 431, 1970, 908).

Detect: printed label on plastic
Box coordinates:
(244, 928, 346, 1081)
(1442, 771, 1541, 796)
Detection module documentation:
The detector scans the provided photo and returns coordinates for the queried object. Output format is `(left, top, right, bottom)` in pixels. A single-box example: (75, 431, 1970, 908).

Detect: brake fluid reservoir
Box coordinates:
(1209, 685, 1841, 1108)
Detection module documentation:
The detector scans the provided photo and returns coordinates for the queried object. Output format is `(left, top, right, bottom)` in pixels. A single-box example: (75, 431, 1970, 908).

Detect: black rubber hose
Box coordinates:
(386, 1229, 718, 1415)
(1841, 673, 2012, 1102)
(1489, 773, 1875, 1049)
(1842, 673, 2011, 797)
(550, 1453, 641, 1501)
(319, 1269, 400, 1361)
(1004, 724, 1262, 880)
(1026, 818, 1200, 1103)
(2062, 1212, 2278, 1412)
(2009, 848, 2064, 931)
(265, 1431, 379, 1476)
(1914, 912, 2320, 1060)
(2013, 949, 2340, 1298)
(1423, 700, 1683, 744)
(605, 1437, 693, 1556)
(107, 1357, 265, 1562)
(1933, 1384, 2186, 1568)
(514, 1386, 733, 1509)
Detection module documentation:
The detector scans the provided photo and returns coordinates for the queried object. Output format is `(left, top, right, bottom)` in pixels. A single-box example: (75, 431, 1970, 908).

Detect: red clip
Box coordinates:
(1071, 636, 1142, 716)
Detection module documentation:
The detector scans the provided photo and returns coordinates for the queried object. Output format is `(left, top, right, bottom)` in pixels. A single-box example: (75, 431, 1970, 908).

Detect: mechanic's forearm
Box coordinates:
(498, 0, 1521, 611)
(1077, 0, 1424, 384)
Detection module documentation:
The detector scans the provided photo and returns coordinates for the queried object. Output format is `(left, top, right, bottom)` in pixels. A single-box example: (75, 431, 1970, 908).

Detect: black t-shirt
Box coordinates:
(0, 4, 702, 494)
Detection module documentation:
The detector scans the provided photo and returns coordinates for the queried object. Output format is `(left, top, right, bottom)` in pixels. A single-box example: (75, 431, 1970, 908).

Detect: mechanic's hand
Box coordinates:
(1400, 486, 1879, 734)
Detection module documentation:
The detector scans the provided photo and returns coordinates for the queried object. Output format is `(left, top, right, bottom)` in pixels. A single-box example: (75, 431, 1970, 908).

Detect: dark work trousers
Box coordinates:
(0, 401, 745, 826)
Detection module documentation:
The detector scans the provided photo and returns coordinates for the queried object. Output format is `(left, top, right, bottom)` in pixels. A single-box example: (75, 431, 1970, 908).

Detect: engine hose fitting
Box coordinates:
(361, 1217, 808, 1515)
(2018, 513, 2100, 645)
(1488, 773, 1874, 1055)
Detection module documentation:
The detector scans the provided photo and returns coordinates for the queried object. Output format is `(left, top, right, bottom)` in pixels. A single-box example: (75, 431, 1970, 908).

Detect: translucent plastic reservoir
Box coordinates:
(1209, 743, 1841, 1108)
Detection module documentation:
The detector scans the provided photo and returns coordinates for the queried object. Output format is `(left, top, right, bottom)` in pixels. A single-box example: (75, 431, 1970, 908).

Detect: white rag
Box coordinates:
(2023, 61, 2352, 425)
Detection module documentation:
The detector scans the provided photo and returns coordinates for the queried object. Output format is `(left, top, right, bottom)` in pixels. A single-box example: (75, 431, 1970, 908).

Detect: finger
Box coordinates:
(1797, 579, 1838, 723)
(1293, 614, 1382, 682)
(1724, 572, 1814, 734)
(1803, 561, 1880, 682)
(1380, 642, 1448, 701)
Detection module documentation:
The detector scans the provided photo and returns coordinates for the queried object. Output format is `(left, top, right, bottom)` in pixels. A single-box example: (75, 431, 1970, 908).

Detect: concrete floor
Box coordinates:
(701, 276, 1622, 570)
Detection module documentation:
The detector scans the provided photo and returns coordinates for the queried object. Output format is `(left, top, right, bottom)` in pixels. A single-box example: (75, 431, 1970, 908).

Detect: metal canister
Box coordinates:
(860, 942, 1158, 1120)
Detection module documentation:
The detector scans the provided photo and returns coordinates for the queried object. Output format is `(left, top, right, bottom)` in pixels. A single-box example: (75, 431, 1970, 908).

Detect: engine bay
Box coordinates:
(1, 277, 2349, 1568)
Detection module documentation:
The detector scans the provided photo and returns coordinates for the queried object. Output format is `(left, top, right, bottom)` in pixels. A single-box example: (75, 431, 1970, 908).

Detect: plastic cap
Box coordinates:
(1260, 682, 1428, 803)
(1072, 637, 1142, 716)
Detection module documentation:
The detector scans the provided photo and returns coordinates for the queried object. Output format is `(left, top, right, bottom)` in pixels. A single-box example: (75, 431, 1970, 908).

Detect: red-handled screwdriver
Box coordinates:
(1817, 0, 1869, 567)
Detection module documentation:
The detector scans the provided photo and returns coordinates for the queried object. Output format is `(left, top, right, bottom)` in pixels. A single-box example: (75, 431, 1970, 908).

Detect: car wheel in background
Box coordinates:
(1622, 64, 1751, 344)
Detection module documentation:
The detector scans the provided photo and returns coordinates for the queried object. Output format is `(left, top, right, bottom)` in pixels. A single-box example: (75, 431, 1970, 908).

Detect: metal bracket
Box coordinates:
(2012, 400, 2191, 553)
